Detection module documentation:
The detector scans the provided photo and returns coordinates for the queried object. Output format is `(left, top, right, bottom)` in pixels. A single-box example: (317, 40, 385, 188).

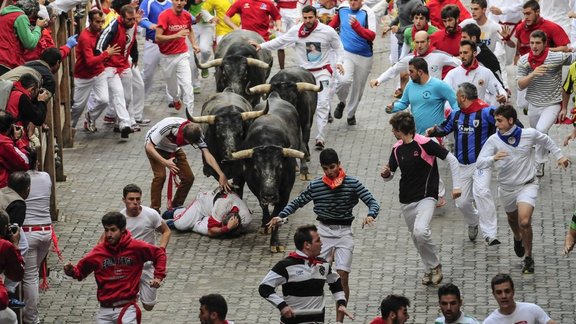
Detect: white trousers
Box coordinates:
(190, 24, 214, 87)
(70, 72, 108, 128)
(104, 67, 133, 128)
(22, 229, 52, 324)
(401, 197, 440, 270)
(96, 305, 138, 324)
(528, 103, 560, 163)
(313, 70, 332, 142)
(336, 52, 373, 119)
(131, 66, 145, 121)
(139, 262, 158, 307)
(455, 164, 498, 239)
(142, 41, 171, 103)
(160, 52, 194, 115)
(0, 308, 17, 324)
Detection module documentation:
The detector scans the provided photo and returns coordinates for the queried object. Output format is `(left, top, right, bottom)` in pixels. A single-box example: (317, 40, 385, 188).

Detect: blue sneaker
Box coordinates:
(9, 298, 25, 309)
(166, 219, 176, 230)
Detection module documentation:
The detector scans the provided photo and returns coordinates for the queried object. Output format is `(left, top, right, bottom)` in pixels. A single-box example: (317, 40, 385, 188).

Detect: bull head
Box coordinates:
(189, 115, 216, 124)
(245, 58, 270, 69)
(196, 57, 223, 69)
(230, 147, 305, 160)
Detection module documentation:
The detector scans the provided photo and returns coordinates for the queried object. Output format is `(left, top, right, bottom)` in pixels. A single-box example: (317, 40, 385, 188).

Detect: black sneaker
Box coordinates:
(120, 126, 131, 141)
(486, 237, 501, 246)
(347, 116, 356, 125)
(8, 298, 25, 309)
(334, 102, 345, 119)
(514, 238, 525, 257)
(522, 256, 534, 274)
(315, 140, 325, 150)
(328, 112, 334, 123)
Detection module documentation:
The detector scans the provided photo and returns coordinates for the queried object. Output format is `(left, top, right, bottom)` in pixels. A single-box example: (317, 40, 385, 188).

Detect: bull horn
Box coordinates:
(189, 115, 216, 124)
(240, 109, 267, 121)
(296, 82, 321, 92)
(282, 148, 305, 159)
(196, 58, 223, 69)
(230, 149, 254, 160)
(247, 84, 272, 95)
(246, 57, 270, 69)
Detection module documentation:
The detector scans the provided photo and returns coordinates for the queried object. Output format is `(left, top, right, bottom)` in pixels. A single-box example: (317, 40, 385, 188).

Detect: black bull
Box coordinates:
(247, 67, 322, 180)
(230, 93, 305, 252)
(188, 91, 266, 187)
(195, 30, 273, 106)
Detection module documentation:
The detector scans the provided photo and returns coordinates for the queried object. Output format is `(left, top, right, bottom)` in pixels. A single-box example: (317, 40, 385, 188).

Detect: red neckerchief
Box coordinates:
(298, 21, 318, 38)
(461, 99, 489, 114)
(411, 23, 429, 41)
(12, 81, 31, 98)
(288, 251, 323, 266)
(463, 58, 479, 75)
(528, 47, 549, 70)
(322, 167, 346, 190)
(175, 120, 192, 146)
(414, 45, 436, 57)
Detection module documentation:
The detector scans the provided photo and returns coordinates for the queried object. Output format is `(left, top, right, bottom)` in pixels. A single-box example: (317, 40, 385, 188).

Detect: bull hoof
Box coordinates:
(295, 165, 300, 172)
(276, 245, 285, 253)
(270, 246, 279, 253)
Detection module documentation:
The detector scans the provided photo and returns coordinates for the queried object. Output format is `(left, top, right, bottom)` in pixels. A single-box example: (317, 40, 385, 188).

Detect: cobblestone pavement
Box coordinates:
(39, 18, 576, 324)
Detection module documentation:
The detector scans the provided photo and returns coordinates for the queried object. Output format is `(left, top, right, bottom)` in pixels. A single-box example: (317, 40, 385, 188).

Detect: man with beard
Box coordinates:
(484, 274, 557, 323)
(430, 5, 463, 78)
(517, 30, 574, 177)
(251, 5, 344, 149)
(92, 4, 140, 140)
(369, 295, 411, 324)
(370, 31, 460, 88)
(64, 212, 167, 323)
(381, 111, 461, 286)
(460, 23, 504, 90)
(198, 294, 234, 324)
(476, 105, 570, 274)
(443, 40, 506, 106)
(435, 283, 479, 323)
(427, 0, 470, 29)
(384, 57, 458, 135)
(70, 10, 121, 132)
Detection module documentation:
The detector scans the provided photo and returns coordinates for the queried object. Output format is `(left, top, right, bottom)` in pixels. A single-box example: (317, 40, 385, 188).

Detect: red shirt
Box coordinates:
(226, 0, 281, 41)
(427, 0, 471, 30)
(157, 8, 193, 55)
(22, 28, 71, 62)
(430, 27, 461, 78)
(67, 230, 167, 305)
(74, 28, 110, 79)
(515, 17, 570, 56)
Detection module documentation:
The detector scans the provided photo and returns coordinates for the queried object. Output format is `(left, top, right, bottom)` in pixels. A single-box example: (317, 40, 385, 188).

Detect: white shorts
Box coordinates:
(498, 182, 539, 213)
(317, 222, 354, 273)
(139, 262, 158, 306)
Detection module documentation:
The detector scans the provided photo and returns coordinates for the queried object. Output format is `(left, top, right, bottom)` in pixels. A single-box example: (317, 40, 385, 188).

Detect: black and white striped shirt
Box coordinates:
(259, 250, 346, 324)
(517, 51, 574, 107)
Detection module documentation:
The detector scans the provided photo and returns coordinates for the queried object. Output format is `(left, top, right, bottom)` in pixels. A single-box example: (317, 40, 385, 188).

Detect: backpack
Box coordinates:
(0, 79, 14, 112)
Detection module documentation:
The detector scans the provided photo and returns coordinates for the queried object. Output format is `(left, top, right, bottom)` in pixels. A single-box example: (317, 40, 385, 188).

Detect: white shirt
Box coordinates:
(460, 18, 501, 52)
(476, 127, 564, 191)
(376, 50, 461, 84)
(443, 63, 506, 106)
(145, 117, 208, 153)
(23, 171, 52, 225)
(486, 0, 523, 24)
(483, 302, 552, 324)
(121, 206, 162, 245)
(540, 0, 572, 36)
(260, 22, 344, 70)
